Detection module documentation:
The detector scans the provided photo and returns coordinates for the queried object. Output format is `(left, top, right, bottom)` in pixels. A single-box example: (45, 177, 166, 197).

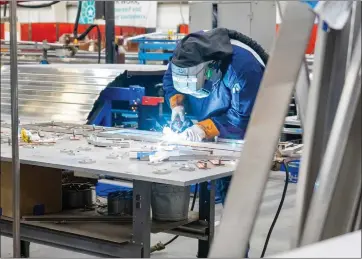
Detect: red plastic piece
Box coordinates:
(142, 96, 164, 106)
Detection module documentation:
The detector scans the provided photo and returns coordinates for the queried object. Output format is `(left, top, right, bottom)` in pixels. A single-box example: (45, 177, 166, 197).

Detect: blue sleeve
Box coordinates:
(210, 68, 263, 139)
(163, 62, 184, 108)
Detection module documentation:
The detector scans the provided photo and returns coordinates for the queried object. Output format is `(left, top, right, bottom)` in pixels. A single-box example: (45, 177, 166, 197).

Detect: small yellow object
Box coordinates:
(73, 39, 78, 44)
(20, 128, 31, 143)
(167, 30, 174, 40)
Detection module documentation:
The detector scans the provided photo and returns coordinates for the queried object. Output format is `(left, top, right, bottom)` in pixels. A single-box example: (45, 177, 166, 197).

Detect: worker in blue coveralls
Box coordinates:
(163, 28, 268, 205)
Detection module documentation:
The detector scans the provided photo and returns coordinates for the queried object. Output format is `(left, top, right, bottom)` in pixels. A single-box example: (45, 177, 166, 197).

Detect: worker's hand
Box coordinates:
(171, 106, 185, 123)
(181, 125, 206, 142)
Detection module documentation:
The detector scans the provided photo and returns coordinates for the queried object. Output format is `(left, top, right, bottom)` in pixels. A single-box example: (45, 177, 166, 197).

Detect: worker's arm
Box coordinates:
(198, 69, 263, 139)
(163, 63, 185, 109)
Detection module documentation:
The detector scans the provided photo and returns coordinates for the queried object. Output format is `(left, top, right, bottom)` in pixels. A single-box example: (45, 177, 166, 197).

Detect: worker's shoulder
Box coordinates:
(229, 46, 264, 76)
(230, 43, 264, 66)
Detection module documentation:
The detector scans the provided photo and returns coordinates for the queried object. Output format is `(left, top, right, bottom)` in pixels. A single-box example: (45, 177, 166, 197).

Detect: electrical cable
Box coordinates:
(72, 1, 101, 64)
(17, 1, 60, 8)
(260, 160, 290, 258)
(150, 183, 199, 252)
(73, 1, 82, 38)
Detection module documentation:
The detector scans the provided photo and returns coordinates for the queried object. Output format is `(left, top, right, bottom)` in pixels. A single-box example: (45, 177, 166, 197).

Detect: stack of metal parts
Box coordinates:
(210, 1, 361, 257)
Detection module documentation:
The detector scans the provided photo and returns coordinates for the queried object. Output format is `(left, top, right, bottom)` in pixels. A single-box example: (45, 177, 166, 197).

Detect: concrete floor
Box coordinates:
(1, 171, 296, 258)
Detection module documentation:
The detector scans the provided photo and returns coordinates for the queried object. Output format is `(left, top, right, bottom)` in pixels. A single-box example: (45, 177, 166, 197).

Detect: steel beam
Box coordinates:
(9, 0, 21, 257)
(0, 219, 142, 258)
(197, 181, 215, 258)
(209, 3, 315, 257)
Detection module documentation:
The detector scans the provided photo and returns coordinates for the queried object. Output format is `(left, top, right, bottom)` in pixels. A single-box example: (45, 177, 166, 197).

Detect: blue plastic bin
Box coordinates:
(96, 182, 132, 198)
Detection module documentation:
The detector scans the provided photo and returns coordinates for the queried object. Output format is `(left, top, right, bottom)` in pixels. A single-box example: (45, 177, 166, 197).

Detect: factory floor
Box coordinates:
(1, 171, 296, 258)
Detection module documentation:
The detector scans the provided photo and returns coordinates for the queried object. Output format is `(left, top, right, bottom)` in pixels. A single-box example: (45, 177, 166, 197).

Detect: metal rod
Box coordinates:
(105, 1, 115, 64)
(21, 215, 133, 223)
(9, 0, 21, 257)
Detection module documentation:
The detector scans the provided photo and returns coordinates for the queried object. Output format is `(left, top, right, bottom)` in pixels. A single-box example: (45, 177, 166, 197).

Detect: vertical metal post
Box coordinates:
(105, 1, 115, 64)
(132, 180, 151, 258)
(197, 181, 215, 258)
(9, 0, 21, 257)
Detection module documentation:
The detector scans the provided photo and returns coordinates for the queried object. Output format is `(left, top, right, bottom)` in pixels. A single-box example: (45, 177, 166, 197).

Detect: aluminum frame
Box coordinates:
(300, 29, 361, 245)
(292, 8, 355, 248)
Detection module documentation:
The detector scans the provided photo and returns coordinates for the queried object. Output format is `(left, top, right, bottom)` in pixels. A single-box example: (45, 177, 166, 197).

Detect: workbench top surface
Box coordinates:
(1, 128, 241, 186)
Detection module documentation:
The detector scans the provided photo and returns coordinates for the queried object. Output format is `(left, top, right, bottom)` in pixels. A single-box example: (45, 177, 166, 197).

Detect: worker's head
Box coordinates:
(170, 28, 233, 98)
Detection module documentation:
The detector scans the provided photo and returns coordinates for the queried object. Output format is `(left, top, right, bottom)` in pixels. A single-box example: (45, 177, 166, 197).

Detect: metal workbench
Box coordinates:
(0, 122, 242, 257)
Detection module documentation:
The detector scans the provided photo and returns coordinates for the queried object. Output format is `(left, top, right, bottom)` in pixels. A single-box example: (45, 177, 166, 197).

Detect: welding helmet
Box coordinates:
(171, 61, 223, 98)
(171, 28, 233, 98)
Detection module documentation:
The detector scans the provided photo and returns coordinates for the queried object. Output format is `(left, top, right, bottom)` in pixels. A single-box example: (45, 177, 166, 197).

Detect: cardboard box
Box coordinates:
(0, 162, 62, 218)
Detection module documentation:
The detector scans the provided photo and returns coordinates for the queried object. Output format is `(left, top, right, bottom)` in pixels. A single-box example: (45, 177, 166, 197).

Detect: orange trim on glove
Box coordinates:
(197, 119, 220, 139)
(169, 94, 185, 109)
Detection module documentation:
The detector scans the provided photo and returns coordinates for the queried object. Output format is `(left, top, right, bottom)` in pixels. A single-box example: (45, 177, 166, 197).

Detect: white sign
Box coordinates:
(115, 1, 157, 28)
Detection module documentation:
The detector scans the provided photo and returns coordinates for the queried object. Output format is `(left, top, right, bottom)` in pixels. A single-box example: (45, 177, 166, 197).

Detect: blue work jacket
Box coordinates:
(163, 40, 265, 139)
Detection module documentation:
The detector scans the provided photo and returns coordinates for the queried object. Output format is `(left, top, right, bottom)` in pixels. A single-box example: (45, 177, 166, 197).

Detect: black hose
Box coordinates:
(260, 161, 290, 258)
(72, 1, 101, 64)
(227, 29, 269, 65)
(73, 1, 82, 38)
(17, 1, 60, 8)
(75, 24, 102, 64)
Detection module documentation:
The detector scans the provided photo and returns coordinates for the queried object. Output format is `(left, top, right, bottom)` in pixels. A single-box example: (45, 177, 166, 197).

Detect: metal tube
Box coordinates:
(9, 0, 21, 257)
(105, 1, 115, 64)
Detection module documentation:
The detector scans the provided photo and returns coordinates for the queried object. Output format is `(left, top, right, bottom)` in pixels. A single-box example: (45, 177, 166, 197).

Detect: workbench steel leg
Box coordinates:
(197, 181, 215, 258)
(132, 181, 152, 258)
(20, 240, 30, 258)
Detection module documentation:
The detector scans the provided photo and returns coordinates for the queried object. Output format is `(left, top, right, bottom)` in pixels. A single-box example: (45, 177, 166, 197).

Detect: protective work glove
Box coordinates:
(181, 125, 206, 142)
(171, 106, 185, 123)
